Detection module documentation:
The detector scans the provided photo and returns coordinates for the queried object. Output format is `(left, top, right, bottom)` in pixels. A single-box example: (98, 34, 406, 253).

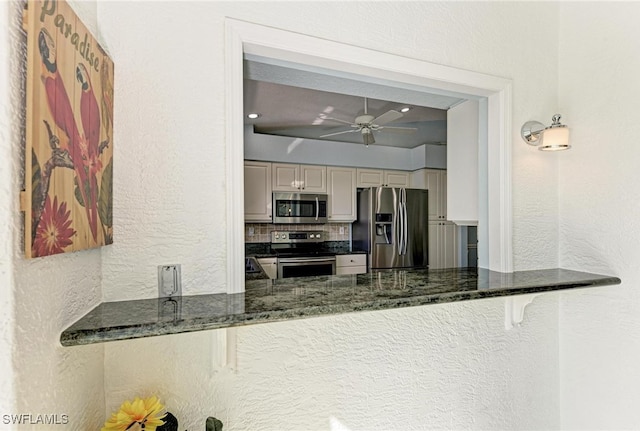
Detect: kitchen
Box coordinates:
(243, 56, 478, 281)
(5, 2, 636, 430)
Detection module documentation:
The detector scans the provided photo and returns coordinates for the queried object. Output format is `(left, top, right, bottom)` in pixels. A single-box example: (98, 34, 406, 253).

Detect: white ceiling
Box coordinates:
(243, 56, 467, 149)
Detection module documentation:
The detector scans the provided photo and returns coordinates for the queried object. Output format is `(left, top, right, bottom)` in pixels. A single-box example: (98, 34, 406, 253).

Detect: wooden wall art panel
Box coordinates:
(24, 0, 114, 258)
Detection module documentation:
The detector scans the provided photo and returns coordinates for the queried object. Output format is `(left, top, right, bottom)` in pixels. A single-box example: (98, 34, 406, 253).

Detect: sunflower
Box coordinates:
(102, 396, 167, 431)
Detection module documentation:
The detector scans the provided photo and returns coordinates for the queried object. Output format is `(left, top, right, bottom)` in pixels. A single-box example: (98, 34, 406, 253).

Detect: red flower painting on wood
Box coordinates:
(32, 195, 76, 257)
(24, 0, 114, 258)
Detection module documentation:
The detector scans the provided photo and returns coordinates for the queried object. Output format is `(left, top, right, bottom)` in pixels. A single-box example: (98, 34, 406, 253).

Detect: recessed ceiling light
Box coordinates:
(400, 107, 411, 113)
(247, 113, 261, 119)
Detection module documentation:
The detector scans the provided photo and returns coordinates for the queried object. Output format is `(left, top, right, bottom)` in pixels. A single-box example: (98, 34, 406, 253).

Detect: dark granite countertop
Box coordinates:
(60, 267, 620, 346)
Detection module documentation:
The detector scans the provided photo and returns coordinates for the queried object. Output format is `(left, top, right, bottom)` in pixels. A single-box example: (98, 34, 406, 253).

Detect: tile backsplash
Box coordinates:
(245, 223, 351, 243)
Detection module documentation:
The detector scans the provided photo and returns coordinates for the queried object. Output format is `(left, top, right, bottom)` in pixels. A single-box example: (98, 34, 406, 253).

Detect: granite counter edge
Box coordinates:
(60, 272, 620, 346)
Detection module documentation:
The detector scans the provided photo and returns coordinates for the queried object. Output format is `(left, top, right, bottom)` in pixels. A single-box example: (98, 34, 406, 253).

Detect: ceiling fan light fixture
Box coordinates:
(362, 128, 375, 147)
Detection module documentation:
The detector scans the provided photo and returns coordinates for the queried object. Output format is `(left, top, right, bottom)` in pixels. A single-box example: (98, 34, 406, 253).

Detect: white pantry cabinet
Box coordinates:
(272, 163, 326, 193)
(356, 168, 410, 188)
(244, 161, 272, 222)
(326, 166, 357, 222)
(447, 100, 479, 225)
(411, 168, 447, 220)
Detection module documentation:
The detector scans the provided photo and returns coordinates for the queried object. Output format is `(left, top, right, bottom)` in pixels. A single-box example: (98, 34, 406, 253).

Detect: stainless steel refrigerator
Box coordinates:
(353, 187, 429, 269)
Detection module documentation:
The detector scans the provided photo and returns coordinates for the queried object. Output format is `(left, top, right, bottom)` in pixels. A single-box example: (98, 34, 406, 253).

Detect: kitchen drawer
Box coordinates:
(336, 265, 366, 275)
(336, 254, 366, 268)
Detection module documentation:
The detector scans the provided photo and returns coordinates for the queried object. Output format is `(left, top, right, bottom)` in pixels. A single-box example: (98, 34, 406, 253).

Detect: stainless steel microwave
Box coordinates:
(272, 193, 328, 224)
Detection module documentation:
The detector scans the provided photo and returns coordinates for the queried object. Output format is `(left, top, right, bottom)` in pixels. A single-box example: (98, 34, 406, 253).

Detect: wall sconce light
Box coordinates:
(521, 114, 570, 151)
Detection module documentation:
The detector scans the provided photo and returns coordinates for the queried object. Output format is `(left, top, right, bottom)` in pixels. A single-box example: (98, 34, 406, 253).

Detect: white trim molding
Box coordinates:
(225, 19, 514, 293)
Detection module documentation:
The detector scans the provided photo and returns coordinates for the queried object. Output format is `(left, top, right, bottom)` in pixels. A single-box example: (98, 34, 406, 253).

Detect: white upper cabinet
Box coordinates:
(272, 163, 298, 191)
(244, 161, 272, 222)
(356, 168, 410, 188)
(300, 165, 327, 192)
(272, 163, 326, 192)
(356, 168, 384, 187)
(384, 170, 410, 187)
(327, 166, 357, 222)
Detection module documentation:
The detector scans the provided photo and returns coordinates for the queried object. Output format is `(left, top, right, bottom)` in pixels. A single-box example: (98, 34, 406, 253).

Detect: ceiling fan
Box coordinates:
(319, 97, 417, 146)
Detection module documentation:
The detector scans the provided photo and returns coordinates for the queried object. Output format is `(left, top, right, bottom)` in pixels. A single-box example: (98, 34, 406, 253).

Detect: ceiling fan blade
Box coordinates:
(372, 110, 403, 126)
(319, 115, 356, 126)
(319, 129, 359, 138)
(378, 126, 418, 134)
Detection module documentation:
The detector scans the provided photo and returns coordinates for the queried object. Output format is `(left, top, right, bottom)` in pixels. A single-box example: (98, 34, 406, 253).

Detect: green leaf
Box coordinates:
(74, 176, 85, 207)
(98, 158, 113, 228)
(31, 149, 42, 214)
(206, 417, 223, 431)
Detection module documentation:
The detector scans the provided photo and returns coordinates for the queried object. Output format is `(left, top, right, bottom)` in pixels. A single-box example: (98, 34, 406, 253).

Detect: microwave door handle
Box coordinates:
(315, 196, 319, 221)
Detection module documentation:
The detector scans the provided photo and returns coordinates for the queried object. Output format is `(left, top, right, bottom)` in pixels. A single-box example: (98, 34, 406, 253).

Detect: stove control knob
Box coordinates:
(316, 233, 321, 239)
(310, 234, 316, 239)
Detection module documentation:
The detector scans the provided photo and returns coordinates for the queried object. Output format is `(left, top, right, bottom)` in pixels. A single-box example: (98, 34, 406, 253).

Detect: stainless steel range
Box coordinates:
(271, 231, 336, 279)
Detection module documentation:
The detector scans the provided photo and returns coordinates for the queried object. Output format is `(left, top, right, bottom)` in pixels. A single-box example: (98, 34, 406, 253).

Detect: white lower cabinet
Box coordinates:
(257, 257, 277, 279)
(336, 254, 367, 275)
(428, 221, 458, 269)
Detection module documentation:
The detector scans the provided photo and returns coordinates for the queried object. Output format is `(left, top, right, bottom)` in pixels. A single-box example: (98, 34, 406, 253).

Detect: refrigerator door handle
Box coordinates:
(400, 203, 405, 255)
(397, 188, 407, 256)
(404, 202, 408, 254)
(402, 190, 408, 255)
(395, 195, 402, 255)
(400, 202, 407, 255)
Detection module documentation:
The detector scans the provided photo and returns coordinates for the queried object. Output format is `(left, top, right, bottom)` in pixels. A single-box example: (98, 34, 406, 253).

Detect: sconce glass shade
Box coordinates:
(539, 125, 570, 151)
(521, 114, 570, 151)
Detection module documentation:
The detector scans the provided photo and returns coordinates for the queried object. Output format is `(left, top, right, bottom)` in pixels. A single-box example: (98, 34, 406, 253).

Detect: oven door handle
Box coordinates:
(278, 257, 336, 264)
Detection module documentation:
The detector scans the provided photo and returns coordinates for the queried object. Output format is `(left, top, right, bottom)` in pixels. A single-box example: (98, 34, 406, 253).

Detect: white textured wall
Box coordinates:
(0, 0, 16, 419)
(98, 0, 561, 300)
(98, 2, 563, 430)
(558, 3, 640, 429)
(1, 1, 105, 429)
